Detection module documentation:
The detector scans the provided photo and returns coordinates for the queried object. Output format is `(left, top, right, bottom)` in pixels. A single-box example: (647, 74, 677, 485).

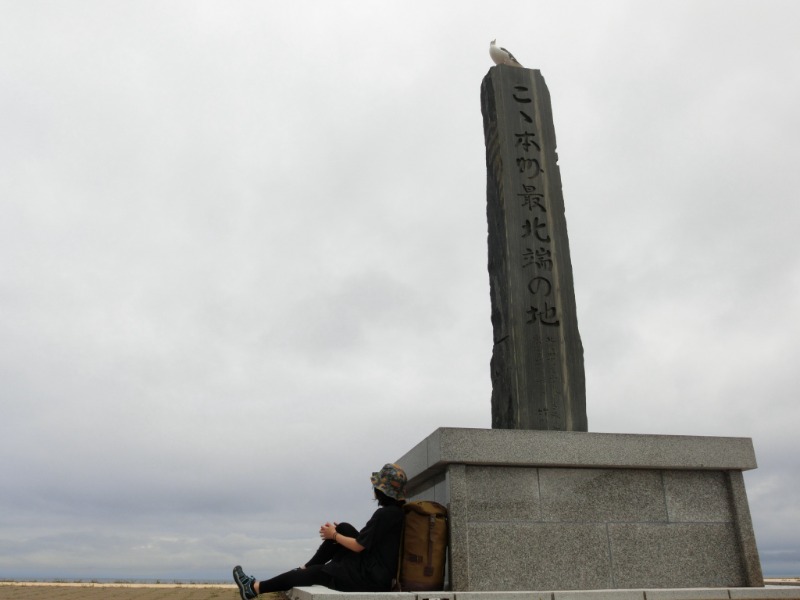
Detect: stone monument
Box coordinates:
(392, 65, 764, 593)
(482, 65, 586, 431)
(288, 60, 780, 600)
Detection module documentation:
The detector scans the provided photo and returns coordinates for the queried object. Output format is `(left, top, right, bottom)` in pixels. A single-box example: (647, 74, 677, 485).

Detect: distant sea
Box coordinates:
(1, 578, 231, 585)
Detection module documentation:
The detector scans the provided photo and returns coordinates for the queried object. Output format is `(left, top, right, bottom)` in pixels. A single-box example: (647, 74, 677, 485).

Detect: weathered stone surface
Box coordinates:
(552, 593, 644, 600)
(608, 523, 745, 588)
(465, 465, 540, 521)
(417, 594, 455, 600)
(290, 589, 414, 600)
(538, 468, 666, 523)
(728, 589, 800, 599)
(481, 65, 586, 431)
(447, 464, 469, 593)
(663, 470, 733, 522)
(644, 590, 731, 600)
(467, 522, 613, 591)
(727, 471, 766, 587)
(456, 594, 555, 600)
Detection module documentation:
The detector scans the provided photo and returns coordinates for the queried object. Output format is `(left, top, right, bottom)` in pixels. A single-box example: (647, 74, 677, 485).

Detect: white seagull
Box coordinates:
(489, 39, 524, 68)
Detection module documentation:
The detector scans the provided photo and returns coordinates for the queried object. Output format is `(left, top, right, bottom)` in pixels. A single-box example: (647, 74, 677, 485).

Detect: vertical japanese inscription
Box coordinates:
(511, 84, 559, 332)
(482, 65, 587, 432)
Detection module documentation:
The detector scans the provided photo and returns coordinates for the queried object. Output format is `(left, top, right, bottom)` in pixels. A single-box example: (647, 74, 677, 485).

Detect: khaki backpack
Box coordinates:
(397, 500, 448, 591)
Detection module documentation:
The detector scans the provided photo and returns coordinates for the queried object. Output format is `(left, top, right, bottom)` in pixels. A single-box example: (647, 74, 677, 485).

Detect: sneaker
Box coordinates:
(233, 565, 257, 600)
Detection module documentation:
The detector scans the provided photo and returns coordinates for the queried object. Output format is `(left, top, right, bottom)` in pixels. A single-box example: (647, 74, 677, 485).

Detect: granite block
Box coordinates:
(408, 471, 446, 503)
(290, 588, 414, 600)
(466, 522, 612, 591)
(417, 593, 455, 600)
(552, 592, 643, 600)
(643, 589, 731, 599)
(729, 588, 800, 599)
(397, 429, 757, 485)
(396, 429, 763, 592)
(663, 471, 732, 522)
(408, 485, 437, 503)
(455, 593, 554, 600)
(465, 466, 541, 521)
(447, 465, 470, 591)
(539, 468, 666, 523)
(400, 433, 439, 485)
(727, 471, 764, 586)
(609, 523, 744, 588)
(433, 472, 450, 506)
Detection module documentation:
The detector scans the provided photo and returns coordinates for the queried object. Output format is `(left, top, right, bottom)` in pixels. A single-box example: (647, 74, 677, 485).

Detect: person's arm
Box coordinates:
(320, 522, 365, 553)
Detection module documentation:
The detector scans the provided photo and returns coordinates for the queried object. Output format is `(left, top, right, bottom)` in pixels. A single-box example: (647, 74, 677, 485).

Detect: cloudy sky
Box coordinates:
(1, 0, 798, 583)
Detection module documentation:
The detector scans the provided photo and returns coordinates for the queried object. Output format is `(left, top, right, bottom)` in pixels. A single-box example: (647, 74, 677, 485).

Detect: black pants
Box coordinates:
(256, 522, 359, 594)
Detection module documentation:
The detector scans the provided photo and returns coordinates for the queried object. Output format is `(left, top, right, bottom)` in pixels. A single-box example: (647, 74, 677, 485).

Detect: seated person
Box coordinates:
(233, 463, 407, 597)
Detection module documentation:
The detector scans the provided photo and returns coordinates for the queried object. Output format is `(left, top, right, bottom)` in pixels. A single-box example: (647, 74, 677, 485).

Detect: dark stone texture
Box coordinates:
(481, 66, 587, 431)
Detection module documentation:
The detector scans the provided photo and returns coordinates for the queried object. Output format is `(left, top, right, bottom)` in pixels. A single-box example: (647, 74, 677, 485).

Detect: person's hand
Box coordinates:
(319, 521, 338, 540)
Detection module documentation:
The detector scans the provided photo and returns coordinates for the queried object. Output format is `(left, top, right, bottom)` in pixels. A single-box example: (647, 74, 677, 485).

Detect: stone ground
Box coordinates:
(0, 583, 284, 600)
(1, 582, 799, 600)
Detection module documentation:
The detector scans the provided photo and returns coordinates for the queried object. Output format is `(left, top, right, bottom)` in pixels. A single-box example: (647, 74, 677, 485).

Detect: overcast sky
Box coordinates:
(1, 0, 798, 583)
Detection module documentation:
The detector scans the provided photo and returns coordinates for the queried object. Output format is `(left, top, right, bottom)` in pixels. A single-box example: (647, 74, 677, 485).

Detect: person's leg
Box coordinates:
(235, 564, 337, 598)
(256, 564, 335, 594)
(304, 522, 360, 567)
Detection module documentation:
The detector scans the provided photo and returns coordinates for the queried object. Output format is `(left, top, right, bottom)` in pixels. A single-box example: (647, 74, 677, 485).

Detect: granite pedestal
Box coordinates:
(396, 428, 763, 592)
(290, 585, 800, 600)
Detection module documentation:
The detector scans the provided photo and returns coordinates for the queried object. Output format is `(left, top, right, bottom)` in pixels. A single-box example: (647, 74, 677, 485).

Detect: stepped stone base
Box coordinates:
(290, 586, 800, 600)
(394, 428, 763, 592)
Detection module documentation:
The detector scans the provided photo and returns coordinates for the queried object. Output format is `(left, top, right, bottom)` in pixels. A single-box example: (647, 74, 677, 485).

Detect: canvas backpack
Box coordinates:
(397, 500, 448, 591)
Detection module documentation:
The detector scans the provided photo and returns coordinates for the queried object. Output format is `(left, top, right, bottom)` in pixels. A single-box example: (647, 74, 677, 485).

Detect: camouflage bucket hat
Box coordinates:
(370, 463, 408, 500)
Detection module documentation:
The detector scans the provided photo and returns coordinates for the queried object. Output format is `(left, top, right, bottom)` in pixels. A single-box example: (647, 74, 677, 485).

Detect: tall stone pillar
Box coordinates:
(481, 65, 587, 431)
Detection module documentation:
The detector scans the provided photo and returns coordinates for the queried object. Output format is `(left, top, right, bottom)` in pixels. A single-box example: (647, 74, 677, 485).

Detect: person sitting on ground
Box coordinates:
(233, 463, 407, 598)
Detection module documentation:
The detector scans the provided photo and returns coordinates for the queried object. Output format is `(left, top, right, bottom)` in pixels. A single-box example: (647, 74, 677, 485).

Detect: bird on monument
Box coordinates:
(489, 39, 524, 68)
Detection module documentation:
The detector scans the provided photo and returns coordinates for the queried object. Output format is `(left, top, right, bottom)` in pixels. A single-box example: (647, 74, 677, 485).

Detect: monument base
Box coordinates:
(396, 428, 764, 592)
(289, 585, 800, 600)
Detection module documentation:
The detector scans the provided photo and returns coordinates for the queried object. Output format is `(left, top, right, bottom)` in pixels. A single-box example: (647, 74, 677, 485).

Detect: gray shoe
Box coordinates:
(233, 565, 257, 600)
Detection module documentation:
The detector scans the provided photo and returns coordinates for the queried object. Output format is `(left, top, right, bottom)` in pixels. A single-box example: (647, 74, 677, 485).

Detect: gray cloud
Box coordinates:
(1, 0, 798, 582)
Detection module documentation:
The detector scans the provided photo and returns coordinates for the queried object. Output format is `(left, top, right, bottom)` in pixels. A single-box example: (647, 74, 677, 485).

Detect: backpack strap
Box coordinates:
(392, 512, 406, 591)
(424, 514, 435, 576)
